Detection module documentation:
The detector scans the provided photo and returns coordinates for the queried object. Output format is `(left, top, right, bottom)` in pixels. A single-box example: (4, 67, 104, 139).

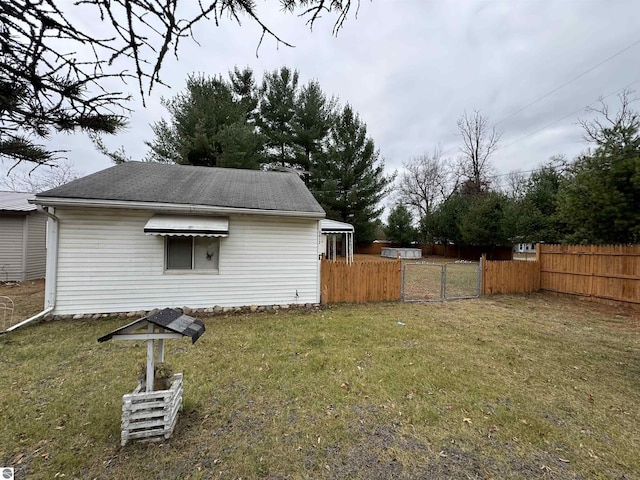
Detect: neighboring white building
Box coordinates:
(0, 191, 47, 282)
(514, 243, 537, 254)
(33, 162, 326, 316)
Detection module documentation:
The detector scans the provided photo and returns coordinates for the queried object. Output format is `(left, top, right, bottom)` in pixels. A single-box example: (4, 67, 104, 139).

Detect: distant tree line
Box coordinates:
(390, 91, 640, 247)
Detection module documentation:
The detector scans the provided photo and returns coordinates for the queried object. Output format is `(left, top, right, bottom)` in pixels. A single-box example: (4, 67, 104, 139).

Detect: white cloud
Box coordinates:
(3, 0, 639, 187)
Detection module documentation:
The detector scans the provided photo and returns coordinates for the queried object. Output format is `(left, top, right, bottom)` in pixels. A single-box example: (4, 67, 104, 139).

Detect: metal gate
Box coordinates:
(402, 261, 481, 302)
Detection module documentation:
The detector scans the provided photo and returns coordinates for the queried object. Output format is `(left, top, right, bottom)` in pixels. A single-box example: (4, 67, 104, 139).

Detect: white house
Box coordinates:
(32, 162, 326, 316)
(0, 191, 47, 282)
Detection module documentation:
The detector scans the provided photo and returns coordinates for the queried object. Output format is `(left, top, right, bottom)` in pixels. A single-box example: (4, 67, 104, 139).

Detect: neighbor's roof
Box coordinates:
(36, 162, 325, 216)
(0, 191, 36, 212)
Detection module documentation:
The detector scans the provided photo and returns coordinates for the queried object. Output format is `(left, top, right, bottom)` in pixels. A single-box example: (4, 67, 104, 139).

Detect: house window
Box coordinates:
(165, 237, 220, 271)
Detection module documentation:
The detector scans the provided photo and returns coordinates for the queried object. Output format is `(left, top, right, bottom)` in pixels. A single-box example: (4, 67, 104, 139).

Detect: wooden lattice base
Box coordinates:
(121, 373, 183, 446)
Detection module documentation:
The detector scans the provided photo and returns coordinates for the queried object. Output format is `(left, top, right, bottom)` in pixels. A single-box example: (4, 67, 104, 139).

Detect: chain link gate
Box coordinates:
(402, 263, 444, 301)
(402, 261, 482, 302)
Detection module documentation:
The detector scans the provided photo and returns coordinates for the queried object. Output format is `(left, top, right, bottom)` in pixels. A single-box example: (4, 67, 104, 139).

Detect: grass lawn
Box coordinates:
(1, 293, 639, 479)
(403, 261, 480, 301)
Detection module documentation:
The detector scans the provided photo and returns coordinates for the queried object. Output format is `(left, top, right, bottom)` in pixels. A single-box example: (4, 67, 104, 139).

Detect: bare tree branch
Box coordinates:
(396, 147, 456, 219)
(0, 0, 360, 168)
(1, 160, 82, 192)
(578, 89, 640, 154)
(456, 110, 502, 194)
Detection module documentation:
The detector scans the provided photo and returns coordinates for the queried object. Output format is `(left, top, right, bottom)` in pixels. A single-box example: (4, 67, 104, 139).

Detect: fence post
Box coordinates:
(589, 244, 595, 299)
(480, 254, 487, 295)
(320, 260, 326, 304)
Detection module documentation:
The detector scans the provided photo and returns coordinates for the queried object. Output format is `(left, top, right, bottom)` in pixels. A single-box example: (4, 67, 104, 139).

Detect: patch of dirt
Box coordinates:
(2, 450, 33, 479)
(324, 431, 593, 480)
(299, 404, 594, 480)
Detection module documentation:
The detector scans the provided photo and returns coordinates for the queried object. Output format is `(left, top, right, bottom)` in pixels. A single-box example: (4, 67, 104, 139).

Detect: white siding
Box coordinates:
(0, 216, 25, 282)
(25, 212, 47, 280)
(54, 208, 321, 315)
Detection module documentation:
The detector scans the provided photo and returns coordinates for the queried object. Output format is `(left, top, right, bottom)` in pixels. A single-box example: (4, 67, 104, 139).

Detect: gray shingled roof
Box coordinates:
(97, 308, 205, 344)
(36, 162, 325, 215)
(0, 191, 36, 212)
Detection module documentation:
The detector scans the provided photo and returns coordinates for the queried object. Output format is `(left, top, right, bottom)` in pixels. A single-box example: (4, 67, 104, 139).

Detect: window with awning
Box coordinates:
(144, 215, 227, 272)
(144, 215, 229, 237)
(165, 236, 220, 271)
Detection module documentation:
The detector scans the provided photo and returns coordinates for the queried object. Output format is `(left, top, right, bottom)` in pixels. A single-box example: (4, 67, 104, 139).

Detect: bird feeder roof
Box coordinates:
(98, 308, 205, 344)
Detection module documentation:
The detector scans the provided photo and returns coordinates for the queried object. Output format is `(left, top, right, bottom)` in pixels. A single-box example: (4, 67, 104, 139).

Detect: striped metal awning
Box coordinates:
(320, 219, 354, 233)
(144, 215, 228, 237)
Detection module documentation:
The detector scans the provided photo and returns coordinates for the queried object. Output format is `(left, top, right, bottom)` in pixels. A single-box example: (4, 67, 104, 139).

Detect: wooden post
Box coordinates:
(589, 244, 595, 299)
(535, 243, 541, 263)
(157, 339, 165, 364)
(481, 254, 487, 295)
(146, 323, 155, 392)
(332, 235, 337, 262)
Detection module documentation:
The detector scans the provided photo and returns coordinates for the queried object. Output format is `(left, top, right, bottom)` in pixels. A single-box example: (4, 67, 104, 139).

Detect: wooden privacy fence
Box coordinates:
(355, 242, 391, 255)
(321, 259, 401, 303)
(322, 245, 639, 305)
(539, 244, 640, 305)
(481, 256, 540, 295)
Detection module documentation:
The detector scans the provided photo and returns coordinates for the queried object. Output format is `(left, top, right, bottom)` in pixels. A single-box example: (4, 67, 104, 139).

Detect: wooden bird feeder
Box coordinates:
(98, 308, 205, 445)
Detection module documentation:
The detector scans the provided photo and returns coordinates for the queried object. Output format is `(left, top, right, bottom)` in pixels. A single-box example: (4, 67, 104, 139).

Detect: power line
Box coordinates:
(436, 37, 640, 158)
(499, 77, 640, 151)
(490, 168, 544, 179)
(490, 149, 640, 181)
(492, 38, 640, 127)
(423, 78, 640, 184)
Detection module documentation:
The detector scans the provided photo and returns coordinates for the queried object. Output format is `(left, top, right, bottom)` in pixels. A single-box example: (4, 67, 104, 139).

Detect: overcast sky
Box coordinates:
(3, 0, 640, 192)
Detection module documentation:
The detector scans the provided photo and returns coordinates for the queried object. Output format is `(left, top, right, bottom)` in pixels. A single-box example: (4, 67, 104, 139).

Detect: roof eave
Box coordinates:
(0, 209, 31, 215)
(31, 197, 326, 219)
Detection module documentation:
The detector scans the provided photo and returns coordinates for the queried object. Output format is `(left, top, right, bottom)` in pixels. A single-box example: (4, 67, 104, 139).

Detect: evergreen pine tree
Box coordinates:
(257, 67, 300, 168)
(386, 204, 415, 246)
(312, 104, 394, 244)
(292, 80, 336, 176)
(145, 73, 262, 168)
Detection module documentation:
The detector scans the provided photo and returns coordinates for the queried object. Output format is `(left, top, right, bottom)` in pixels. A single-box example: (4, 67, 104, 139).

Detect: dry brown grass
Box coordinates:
(0, 279, 45, 330)
(1, 283, 639, 479)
